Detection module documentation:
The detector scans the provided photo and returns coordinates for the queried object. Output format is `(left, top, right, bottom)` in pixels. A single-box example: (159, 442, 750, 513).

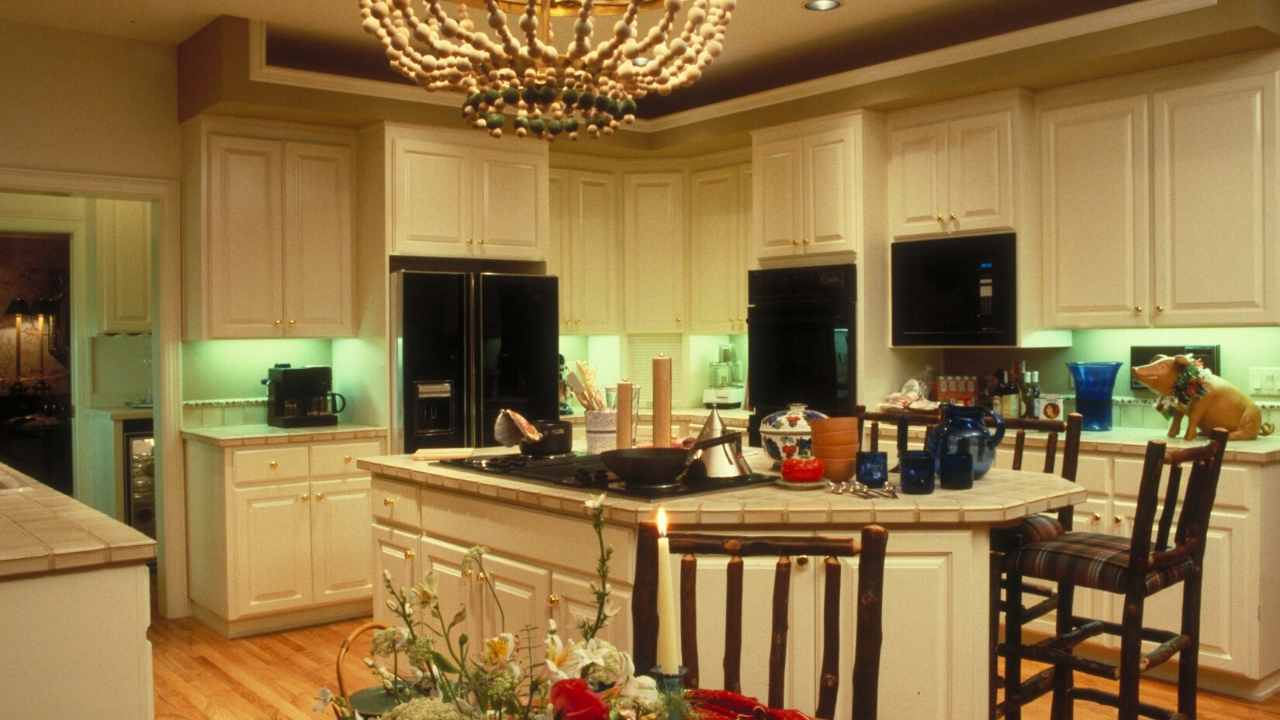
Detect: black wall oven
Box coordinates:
(891, 232, 1016, 346)
(747, 264, 856, 443)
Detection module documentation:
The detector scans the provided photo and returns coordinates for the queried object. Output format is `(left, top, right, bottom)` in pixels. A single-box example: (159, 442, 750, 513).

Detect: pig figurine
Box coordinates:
(1132, 354, 1275, 441)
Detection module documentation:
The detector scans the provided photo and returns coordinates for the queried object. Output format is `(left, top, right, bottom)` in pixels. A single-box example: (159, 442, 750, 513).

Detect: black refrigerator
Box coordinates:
(392, 270, 559, 452)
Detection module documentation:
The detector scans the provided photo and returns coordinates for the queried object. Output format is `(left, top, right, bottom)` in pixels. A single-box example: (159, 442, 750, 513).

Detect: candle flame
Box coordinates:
(656, 506, 668, 536)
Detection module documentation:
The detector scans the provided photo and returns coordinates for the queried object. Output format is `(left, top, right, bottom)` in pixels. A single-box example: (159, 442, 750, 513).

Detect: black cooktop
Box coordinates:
(439, 452, 772, 500)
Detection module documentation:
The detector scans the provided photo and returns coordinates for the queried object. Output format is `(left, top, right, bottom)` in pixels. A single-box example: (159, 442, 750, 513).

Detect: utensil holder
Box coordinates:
(586, 410, 617, 454)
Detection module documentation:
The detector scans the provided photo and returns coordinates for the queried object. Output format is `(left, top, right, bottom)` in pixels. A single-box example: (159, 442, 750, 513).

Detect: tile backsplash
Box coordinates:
(182, 398, 267, 429)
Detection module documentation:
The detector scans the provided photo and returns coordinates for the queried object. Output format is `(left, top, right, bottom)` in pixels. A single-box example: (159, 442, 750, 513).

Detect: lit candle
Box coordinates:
(655, 506, 681, 674)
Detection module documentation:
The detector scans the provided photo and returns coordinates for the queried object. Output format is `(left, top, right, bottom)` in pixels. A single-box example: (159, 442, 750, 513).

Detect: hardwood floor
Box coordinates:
(149, 613, 1280, 719)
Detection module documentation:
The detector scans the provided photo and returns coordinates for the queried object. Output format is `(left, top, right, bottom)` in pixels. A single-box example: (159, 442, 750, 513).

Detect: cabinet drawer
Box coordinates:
(373, 477, 422, 530)
(232, 446, 310, 484)
(311, 441, 383, 477)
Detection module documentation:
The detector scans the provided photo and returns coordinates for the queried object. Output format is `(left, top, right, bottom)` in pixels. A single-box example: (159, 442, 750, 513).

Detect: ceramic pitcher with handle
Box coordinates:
(927, 404, 1005, 480)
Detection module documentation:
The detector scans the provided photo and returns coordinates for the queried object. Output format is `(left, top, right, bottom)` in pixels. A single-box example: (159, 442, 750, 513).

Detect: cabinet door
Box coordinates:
(96, 199, 152, 334)
(474, 148, 546, 260)
(549, 169, 574, 332)
(230, 481, 313, 618)
(373, 524, 421, 626)
(624, 173, 687, 333)
(1041, 96, 1151, 328)
(421, 536, 484, 642)
(311, 477, 372, 604)
(570, 171, 622, 334)
(207, 135, 285, 337)
(889, 123, 948, 238)
(736, 164, 752, 332)
(947, 112, 1013, 233)
(284, 142, 354, 337)
(690, 166, 741, 334)
(1153, 75, 1279, 326)
(753, 138, 804, 259)
(482, 552, 553, 640)
(804, 128, 856, 254)
(392, 138, 473, 257)
(551, 570, 634, 651)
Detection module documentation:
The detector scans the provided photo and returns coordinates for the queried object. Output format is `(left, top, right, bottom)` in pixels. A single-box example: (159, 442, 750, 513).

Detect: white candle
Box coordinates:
(655, 507, 681, 674)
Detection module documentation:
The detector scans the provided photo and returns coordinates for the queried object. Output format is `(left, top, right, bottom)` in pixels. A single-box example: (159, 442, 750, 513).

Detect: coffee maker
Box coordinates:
(265, 365, 346, 428)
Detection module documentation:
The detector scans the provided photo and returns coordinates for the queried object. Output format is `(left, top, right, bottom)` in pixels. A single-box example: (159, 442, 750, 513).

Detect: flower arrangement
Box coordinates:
(317, 494, 682, 720)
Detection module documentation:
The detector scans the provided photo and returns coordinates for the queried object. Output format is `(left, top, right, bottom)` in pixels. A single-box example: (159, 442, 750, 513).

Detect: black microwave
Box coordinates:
(891, 233, 1016, 346)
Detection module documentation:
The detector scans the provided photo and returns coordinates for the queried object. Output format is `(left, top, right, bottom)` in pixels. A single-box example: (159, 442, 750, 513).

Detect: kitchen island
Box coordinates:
(360, 450, 1085, 720)
(0, 461, 156, 719)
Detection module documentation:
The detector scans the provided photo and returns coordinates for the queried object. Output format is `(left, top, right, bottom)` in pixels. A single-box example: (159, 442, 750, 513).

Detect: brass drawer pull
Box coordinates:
(547, 593, 561, 607)
(269, 461, 279, 470)
(405, 549, 416, 560)
(383, 496, 397, 507)
(344, 455, 354, 464)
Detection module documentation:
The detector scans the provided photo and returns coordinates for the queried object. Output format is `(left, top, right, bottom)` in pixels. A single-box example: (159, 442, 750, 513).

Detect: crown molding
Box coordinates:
(246, 0, 1215, 135)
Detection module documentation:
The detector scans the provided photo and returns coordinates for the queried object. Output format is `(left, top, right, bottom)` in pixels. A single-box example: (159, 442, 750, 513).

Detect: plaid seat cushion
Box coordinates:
(1006, 531, 1196, 595)
(992, 514, 1066, 552)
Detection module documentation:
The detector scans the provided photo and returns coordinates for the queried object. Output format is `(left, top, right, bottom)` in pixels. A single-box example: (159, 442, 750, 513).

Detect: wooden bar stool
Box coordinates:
(634, 527, 890, 720)
(988, 413, 1084, 718)
(1001, 428, 1228, 720)
(858, 407, 941, 467)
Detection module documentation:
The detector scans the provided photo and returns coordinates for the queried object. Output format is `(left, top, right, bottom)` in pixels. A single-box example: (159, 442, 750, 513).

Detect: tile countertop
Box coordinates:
(0, 463, 155, 580)
(181, 423, 389, 448)
(880, 424, 1280, 465)
(358, 448, 1086, 528)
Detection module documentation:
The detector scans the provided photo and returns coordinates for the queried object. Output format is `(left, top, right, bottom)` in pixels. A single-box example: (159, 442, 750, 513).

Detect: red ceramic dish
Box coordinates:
(781, 456, 825, 483)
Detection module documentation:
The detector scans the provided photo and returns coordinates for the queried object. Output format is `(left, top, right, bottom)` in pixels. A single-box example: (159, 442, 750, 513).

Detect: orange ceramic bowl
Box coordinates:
(809, 417, 861, 434)
(810, 441, 859, 458)
(809, 429, 860, 446)
(822, 458, 856, 483)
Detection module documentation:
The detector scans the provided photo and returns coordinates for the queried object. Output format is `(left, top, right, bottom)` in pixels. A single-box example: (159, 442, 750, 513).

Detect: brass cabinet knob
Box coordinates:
(273, 319, 281, 327)
(405, 549, 416, 560)
(300, 493, 311, 502)
(796, 556, 809, 567)
(547, 593, 562, 607)
(383, 496, 397, 507)
(1113, 516, 1124, 526)
(462, 568, 473, 578)
(1156, 305, 1166, 313)
(477, 237, 484, 245)
(1134, 306, 1144, 313)
(344, 455, 354, 464)
(936, 214, 944, 224)
(315, 492, 326, 501)
(949, 212, 957, 222)
(269, 460, 279, 470)
(1090, 513, 1102, 524)
(288, 319, 296, 326)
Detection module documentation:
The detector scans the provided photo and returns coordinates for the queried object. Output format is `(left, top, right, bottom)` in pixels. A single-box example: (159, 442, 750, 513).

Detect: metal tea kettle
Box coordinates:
(694, 409, 753, 479)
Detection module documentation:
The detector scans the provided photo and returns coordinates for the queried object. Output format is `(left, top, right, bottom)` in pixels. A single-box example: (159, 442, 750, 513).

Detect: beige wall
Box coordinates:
(0, 20, 180, 179)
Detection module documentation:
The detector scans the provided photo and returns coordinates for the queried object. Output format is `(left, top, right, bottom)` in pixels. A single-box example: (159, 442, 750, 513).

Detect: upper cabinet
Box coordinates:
(689, 164, 749, 334)
(623, 172, 686, 334)
(183, 117, 355, 340)
(388, 126, 548, 261)
(1041, 74, 1279, 329)
(752, 112, 878, 261)
(94, 199, 152, 334)
(550, 168, 621, 334)
(890, 111, 1013, 238)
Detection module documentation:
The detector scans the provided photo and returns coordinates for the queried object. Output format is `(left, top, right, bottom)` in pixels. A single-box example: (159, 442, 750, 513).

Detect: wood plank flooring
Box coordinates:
(149, 613, 1280, 719)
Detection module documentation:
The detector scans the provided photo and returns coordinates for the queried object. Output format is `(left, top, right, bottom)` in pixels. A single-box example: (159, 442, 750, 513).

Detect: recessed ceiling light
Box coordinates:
(804, 0, 842, 10)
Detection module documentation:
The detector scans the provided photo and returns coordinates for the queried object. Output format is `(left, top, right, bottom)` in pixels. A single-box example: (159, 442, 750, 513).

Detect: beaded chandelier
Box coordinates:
(358, 0, 736, 140)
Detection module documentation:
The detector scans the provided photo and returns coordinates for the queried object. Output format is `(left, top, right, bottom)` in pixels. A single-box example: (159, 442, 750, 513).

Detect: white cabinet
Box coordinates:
(94, 199, 151, 334)
(890, 111, 1013, 238)
(1152, 75, 1279, 326)
(1041, 95, 1151, 328)
(183, 117, 356, 339)
(624, 172, 687, 333)
(231, 481, 314, 618)
(753, 113, 875, 260)
(185, 433, 385, 636)
(483, 552, 554, 639)
(390, 129, 547, 261)
(420, 535, 485, 642)
(551, 568, 634, 650)
(550, 169, 621, 334)
(373, 524, 422, 626)
(690, 165, 749, 334)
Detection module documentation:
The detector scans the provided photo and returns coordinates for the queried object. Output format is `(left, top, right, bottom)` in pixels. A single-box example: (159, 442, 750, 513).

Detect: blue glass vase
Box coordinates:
(1067, 361, 1123, 431)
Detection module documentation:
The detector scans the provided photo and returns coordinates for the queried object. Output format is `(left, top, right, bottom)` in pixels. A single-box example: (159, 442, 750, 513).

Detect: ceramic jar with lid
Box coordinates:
(759, 402, 829, 463)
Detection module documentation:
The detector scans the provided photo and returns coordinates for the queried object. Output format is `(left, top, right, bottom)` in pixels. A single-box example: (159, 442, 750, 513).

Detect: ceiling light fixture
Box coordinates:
(360, 0, 737, 141)
(803, 0, 841, 10)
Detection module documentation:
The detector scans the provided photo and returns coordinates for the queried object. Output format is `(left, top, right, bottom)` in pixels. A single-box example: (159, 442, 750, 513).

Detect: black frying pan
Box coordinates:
(601, 432, 742, 486)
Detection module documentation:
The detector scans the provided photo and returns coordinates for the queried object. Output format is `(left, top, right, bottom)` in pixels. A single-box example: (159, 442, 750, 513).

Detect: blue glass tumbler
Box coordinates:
(856, 451, 888, 489)
(1067, 361, 1123, 431)
(939, 452, 974, 490)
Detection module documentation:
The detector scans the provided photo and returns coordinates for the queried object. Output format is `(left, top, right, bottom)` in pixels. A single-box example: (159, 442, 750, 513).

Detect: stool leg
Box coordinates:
(1050, 583, 1075, 720)
(1118, 587, 1145, 720)
(1004, 570, 1024, 720)
(1178, 570, 1203, 719)
(989, 552, 1002, 720)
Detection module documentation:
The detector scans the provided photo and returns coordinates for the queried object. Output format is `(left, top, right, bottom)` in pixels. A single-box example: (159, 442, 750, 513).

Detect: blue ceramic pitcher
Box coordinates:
(927, 404, 1005, 480)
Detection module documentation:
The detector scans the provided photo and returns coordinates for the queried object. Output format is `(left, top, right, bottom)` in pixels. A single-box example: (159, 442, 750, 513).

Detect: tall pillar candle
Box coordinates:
(616, 381, 634, 449)
(652, 355, 672, 448)
(655, 507, 681, 674)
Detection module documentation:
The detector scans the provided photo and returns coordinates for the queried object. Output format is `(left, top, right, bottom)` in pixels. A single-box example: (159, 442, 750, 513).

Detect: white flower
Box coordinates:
(313, 687, 334, 712)
(584, 493, 607, 511)
(620, 675, 659, 704)
(544, 629, 576, 680)
(481, 632, 517, 667)
(573, 638, 635, 687)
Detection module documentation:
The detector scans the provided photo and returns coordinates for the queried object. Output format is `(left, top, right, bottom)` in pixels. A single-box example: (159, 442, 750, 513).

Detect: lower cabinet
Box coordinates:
(185, 435, 384, 636)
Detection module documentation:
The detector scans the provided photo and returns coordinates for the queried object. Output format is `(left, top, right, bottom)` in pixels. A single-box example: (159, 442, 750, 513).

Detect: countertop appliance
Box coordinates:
(265, 365, 345, 428)
(393, 269, 559, 452)
(891, 232, 1016, 346)
(702, 343, 745, 409)
(121, 417, 155, 542)
(747, 264, 856, 445)
(438, 452, 772, 500)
